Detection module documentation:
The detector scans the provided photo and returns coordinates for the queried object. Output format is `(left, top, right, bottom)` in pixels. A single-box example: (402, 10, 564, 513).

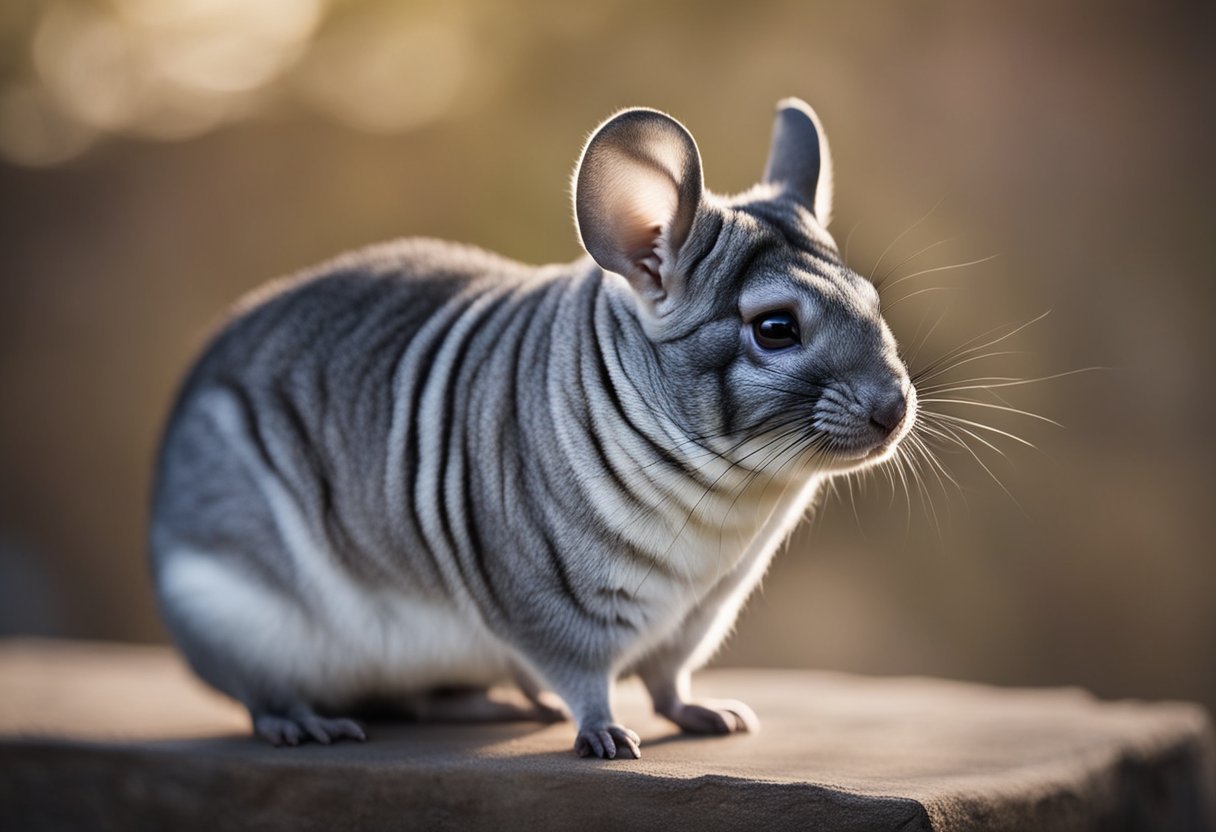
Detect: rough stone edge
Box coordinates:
(923, 705, 1216, 832)
(0, 739, 932, 832)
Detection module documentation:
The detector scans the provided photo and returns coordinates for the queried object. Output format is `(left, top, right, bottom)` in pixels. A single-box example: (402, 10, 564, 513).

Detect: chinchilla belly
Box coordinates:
(156, 540, 517, 708)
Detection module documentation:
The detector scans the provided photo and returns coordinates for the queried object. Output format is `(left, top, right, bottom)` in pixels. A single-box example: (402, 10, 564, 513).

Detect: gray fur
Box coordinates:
(150, 98, 915, 758)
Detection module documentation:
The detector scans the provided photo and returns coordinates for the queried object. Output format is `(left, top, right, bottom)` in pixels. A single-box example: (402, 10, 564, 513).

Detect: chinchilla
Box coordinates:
(150, 97, 915, 758)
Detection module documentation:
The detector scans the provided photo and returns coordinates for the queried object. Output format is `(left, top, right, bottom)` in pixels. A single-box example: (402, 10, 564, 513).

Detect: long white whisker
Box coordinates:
(921, 411, 1038, 450)
(919, 436, 966, 501)
(902, 440, 942, 539)
(890, 445, 914, 538)
(845, 474, 866, 534)
(869, 197, 943, 284)
(877, 237, 954, 286)
(903, 311, 949, 369)
(927, 420, 1027, 517)
(880, 254, 1000, 295)
(917, 366, 1107, 395)
(914, 350, 1030, 386)
(908, 432, 957, 504)
(919, 398, 1063, 427)
(882, 285, 952, 312)
(913, 310, 1052, 381)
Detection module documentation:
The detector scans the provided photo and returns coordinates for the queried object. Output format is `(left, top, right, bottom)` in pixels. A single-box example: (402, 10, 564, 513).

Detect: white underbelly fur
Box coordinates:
(158, 545, 515, 707)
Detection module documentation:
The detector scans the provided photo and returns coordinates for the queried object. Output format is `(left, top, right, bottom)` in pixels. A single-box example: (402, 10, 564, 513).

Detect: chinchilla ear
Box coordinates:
(762, 97, 833, 226)
(574, 108, 703, 307)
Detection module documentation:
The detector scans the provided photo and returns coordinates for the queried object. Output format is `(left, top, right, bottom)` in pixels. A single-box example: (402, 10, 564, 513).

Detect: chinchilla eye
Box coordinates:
(753, 311, 801, 350)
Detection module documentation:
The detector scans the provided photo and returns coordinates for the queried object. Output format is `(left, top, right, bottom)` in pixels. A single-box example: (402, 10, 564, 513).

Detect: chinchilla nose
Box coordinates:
(869, 388, 908, 435)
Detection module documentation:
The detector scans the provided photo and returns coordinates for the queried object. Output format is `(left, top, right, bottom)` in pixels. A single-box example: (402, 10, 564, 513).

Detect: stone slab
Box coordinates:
(1, 640, 1212, 831)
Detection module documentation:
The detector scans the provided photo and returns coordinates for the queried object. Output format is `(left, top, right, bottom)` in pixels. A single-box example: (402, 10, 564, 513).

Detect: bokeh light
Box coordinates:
(0, 81, 96, 166)
(3, 0, 325, 158)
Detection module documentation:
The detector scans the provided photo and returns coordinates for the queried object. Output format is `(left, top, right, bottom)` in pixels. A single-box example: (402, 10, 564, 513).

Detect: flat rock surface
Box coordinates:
(1, 639, 1213, 831)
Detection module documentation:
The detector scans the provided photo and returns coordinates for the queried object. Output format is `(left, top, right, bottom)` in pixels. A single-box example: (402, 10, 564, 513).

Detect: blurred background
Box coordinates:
(1, 1, 1212, 714)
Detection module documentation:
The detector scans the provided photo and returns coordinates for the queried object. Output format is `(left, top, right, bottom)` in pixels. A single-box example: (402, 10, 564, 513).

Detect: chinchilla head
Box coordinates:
(573, 98, 915, 478)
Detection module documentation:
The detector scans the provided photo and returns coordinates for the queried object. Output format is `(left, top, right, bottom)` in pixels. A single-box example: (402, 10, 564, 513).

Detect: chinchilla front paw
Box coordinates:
(573, 722, 641, 759)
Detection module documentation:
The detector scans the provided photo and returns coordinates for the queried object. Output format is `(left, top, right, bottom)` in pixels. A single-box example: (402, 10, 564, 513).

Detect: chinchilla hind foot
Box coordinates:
(251, 705, 367, 747)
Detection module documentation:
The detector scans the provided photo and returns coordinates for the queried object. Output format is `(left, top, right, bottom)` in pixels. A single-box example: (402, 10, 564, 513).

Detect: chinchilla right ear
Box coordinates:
(573, 108, 704, 311)
(763, 97, 834, 227)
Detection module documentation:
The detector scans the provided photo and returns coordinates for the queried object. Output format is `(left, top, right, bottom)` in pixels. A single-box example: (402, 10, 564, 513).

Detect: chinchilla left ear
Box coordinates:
(762, 97, 833, 227)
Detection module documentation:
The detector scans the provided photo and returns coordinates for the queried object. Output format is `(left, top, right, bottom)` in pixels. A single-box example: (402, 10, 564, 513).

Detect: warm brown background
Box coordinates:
(1, 2, 1213, 713)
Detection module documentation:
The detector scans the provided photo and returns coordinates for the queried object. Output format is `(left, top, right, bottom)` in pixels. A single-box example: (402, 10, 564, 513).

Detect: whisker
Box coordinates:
(914, 420, 970, 453)
(888, 444, 914, 537)
(902, 311, 949, 369)
(907, 433, 952, 505)
(876, 237, 954, 286)
(924, 419, 1028, 518)
(882, 455, 899, 511)
(922, 418, 1015, 472)
(899, 440, 941, 540)
(881, 285, 952, 313)
(918, 397, 1063, 427)
(843, 220, 862, 264)
(912, 310, 1051, 381)
(712, 432, 827, 589)
(916, 367, 1106, 395)
(868, 197, 943, 284)
(631, 421, 808, 598)
(914, 350, 1031, 386)
(845, 474, 866, 535)
(662, 421, 814, 562)
(879, 254, 1000, 296)
(633, 412, 812, 476)
(920, 411, 1038, 450)
(910, 430, 966, 501)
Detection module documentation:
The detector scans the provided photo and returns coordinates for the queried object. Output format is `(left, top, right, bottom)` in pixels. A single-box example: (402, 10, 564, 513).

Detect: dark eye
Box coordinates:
(753, 311, 801, 350)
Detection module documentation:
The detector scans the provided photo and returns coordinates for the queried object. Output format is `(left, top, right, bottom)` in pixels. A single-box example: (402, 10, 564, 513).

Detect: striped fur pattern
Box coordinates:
(150, 98, 915, 758)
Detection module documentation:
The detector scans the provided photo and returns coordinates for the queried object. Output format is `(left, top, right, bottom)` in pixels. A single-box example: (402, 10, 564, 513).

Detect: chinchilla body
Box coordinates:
(151, 99, 916, 757)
